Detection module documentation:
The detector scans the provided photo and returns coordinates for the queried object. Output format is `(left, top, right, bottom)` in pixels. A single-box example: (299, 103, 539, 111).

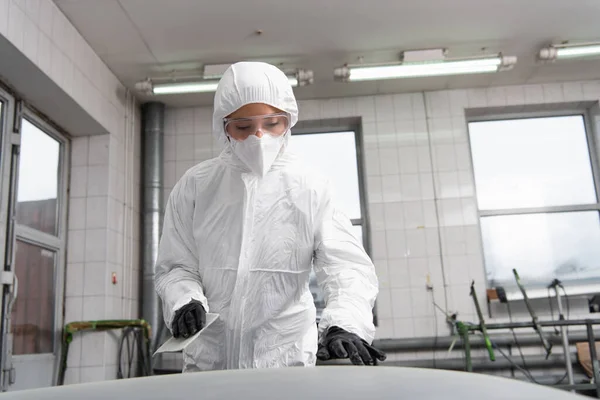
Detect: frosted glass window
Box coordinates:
(469, 116, 597, 210)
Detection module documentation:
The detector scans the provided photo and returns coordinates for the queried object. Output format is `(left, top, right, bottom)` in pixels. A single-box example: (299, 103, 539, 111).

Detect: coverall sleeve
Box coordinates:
(155, 172, 209, 330)
(313, 184, 378, 344)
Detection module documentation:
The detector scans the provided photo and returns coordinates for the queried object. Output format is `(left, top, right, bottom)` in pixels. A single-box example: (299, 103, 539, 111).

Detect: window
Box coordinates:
(10, 113, 68, 355)
(468, 115, 600, 288)
(289, 129, 369, 320)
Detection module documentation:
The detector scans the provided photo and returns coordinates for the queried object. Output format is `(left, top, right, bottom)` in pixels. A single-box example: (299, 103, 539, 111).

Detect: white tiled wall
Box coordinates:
(1, 0, 141, 385)
(164, 80, 600, 347)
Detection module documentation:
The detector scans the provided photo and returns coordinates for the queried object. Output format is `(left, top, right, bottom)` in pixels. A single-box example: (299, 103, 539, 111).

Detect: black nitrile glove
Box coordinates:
(172, 300, 206, 339)
(317, 326, 386, 366)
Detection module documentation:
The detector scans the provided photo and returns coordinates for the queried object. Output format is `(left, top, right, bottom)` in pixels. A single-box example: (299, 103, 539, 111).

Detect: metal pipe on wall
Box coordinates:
(373, 330, 600, 352)
(141, 102, 165, 355)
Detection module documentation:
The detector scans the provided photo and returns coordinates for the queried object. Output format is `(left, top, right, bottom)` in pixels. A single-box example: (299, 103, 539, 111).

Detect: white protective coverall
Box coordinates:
(155, 61, 378, 371)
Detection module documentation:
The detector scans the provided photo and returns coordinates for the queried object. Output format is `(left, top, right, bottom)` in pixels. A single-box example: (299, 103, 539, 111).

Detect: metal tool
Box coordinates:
(548, 279, 574, 389)
(470, 281, 495, 362)
(513, 269, 553, 357)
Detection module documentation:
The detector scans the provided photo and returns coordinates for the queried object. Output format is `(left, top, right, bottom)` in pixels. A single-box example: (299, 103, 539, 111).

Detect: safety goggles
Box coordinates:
(223, 113, 290, 141)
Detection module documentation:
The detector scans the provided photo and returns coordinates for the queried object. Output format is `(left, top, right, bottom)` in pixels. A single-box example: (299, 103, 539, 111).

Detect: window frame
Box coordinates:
(467, 109, 600, 290)
(13, 107, 70, 360)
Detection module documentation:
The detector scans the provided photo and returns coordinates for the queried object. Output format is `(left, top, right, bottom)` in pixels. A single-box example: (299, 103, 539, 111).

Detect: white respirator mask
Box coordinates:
(229, 132, 287, 177)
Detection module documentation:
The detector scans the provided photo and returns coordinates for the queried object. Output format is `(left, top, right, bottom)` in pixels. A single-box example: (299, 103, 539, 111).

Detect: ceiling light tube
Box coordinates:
(334, 55, 517, 82)
(145, 70, 311, 95)
(539, 43, 600, 61)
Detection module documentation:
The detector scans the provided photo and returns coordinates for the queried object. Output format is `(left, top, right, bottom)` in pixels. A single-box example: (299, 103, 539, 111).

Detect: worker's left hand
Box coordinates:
(317, 326, 386, 366)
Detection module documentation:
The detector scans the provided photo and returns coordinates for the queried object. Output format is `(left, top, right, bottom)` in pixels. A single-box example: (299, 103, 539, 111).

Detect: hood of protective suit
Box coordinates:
(212, 62, 299, 147)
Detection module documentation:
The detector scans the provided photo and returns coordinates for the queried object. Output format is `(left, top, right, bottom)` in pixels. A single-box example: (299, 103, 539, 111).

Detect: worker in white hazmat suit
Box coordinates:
(155, 61, 385, 371)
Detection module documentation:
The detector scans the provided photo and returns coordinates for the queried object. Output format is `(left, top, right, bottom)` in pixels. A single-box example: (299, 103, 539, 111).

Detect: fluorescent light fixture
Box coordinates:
(334, 55, 517, 82)
(141, 71, 310, 95)
(153, 80, 220, 94)
(539, 43, 600, 61)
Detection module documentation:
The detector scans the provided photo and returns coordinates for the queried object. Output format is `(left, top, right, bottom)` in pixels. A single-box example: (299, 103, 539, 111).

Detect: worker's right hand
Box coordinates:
(172, 300, 206, 338)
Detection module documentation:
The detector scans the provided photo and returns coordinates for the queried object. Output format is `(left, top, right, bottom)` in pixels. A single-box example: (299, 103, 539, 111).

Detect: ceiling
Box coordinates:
(54, 0, 600, 107)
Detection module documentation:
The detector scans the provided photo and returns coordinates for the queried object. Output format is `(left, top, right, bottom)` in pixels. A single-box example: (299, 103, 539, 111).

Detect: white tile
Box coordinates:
(392, 94, 413, 120)
(84, 262, 106, 296)
(465, 226, 482, 256)
(441, 226, 467, 256)
(364, 148, 381, 176)
(320, 98, 339, 118)
(85, 229, 106, 262)
(461, 197, 478, 225)
(410, 93, 426, 119)
(50, 47, 66, 88)
(408, 257, 429, 288)
(454, 143, 471, 170)
(375, 95, 394, 121)
(390, 289, 413, 319)
(436, 172, 460, 199)
(370, 230, 387, 259)
(440, 198, 464, 227)
(413, 317, 436, 336)
(429, 118, 453, 145)
(65, 296, 83, 323)
(381, 175, 402, 203)
(386, 229, 407, 259)
(356, 96, 376, 122)
(376, 289, 393, 319)
(362, 122, 378, 149)
(422, 200, 437, 228)
(298, 100, 321, 121)
(338, 98, 357, 117)
(107, 198, 124, 233)
(485, 87, 506, 107)
(174, 109, 194, 135)
(413, 119, 428, 145)
(410, 288, 434, 317)
(0, 0, 9, 36)
(562, 82, 584, 101)
(176, 135, 195, 161)
(426, 91, 451, 118)
(467, 254, 485, 283)
(86, 197, 107, 229)
(383, 202, 404, 230)
(457, 171, 475, 197)
(367, 176, 383, 203)
(400, 174, 421, 202)
(195, 133, 212, 153)
(542, 83, 564, 103)
(80, 332, 106, 367)
(164, 161, 177, 190)
(65, 263, 84, 297)
(395, 119, 415, 146)
(393, 318, 415, 338)
(524, 85, 544, 104)
(425, 228, 441, 256)
(398, 146, 419, 174)
(7, 1, 25, 50)
(448, 90, 468, 116)
(71, 137, 88, 167)
(388, 258, 410, 289)
(405, 229, 427, 258)
(87, 165, 109, 197)
(68, 197, 86, 231)
(88, 135, 109, 165)
(67, 229, 85, 263)
(63, 365, 80, 385)
(419, 173, 435, 200)
(374, 319, 395, 339)
(374, 259, 389, 289)
(22, 14, 38, 61)
(433, 144, 457, 172)
(176, 160, 196, 180)
(467, 89, 487, 108)
(82, 296, 106, 321)
(403, 201, 424, 229)
(376, 121, 396, 148)
(446, 254, 471, 283)
(378, 147, 399, 175)
(416, 146, 432, 173)
(583, 81, 600, 100)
